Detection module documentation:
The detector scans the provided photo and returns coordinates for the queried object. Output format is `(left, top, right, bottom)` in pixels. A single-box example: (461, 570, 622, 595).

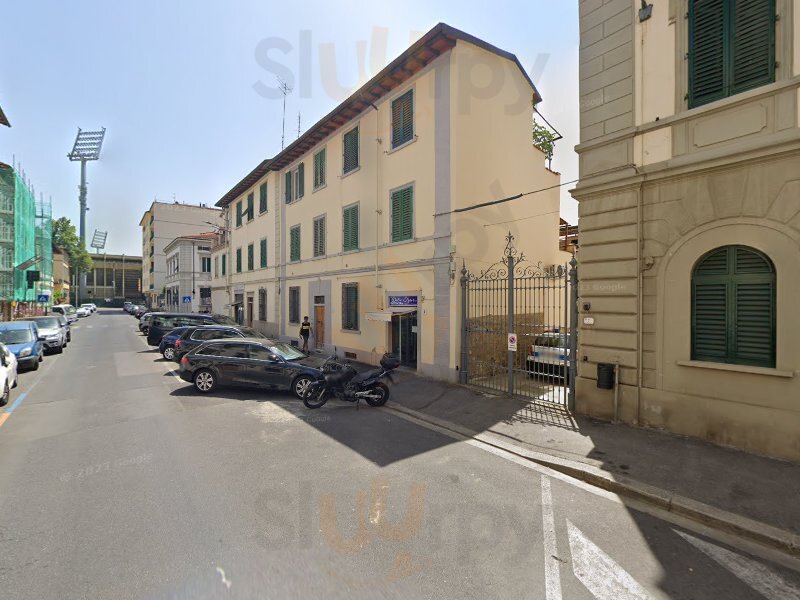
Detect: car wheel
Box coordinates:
(0, 382, 8, 407)
(193, 369, 216, 393)
(31, 358, 39, 371)
(56, 344, 64, 354)
(293, 375, 314, 399)
(163, 347, 175, 361)
(39, 352, 44, 363)
(12, 376, 17, 388)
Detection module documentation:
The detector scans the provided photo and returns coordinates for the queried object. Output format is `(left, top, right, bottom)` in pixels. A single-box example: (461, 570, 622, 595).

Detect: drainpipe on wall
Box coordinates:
(636, 181, 644, 425)
(369, 100, 383, 311)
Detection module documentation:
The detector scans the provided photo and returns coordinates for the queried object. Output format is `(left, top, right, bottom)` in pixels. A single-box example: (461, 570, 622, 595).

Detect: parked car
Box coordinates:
(133, 306, 149, 319)
(158, 326, 194, 360)
(0, 343, 18, 406)
(52, 304, 79, 324)
(172, 325, 266, 362)
(81, 303, 96, 314)
(178, 338, 323, 397)
(76, 306, 91, 318)
(55, 314, 71, 343)
(21, 316, 67, 353)
(139, 312, 155, 335)
(147, 313, 237, 346)
(526, 332, 571, 380)
(123, 301, 133, 313)
(0, 321, 44, 370)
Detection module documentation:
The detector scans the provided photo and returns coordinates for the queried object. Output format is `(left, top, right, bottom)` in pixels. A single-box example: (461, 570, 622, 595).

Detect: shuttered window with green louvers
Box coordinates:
(692, 245, 775, 368)
(296, 163, 305, 199)
(246, 193, 254, 221)
(390, 186, 413, 243)
(247, 243, 254, 271)
(391, 89, 414, 148)
(221, 254, 226, 276)
(343, 127, 359, 174)
(259, 182, 268, 213)
(260, 238, 267, 268)
(343, 205, 359, 252)
(313, 148, 326, 189)
(284, 171, 293, 203)
(235, 201, 243, 227)
(313, 216, 326, 257)
(290, 226, 301, 262)
(689, 0, 775, 109)
(342, 283, 359, 330)
(236, 248, 242, 273)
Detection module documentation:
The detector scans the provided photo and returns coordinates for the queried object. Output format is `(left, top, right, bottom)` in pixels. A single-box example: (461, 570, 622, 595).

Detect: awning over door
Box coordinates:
(365, 307, 416, 322)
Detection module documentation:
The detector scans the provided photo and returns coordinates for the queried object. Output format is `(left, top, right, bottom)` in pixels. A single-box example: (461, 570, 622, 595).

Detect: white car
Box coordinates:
(80, 303, 95, 315)
(76, 306, 91, 318)
(52, 304, 79, 324)
(0, 342, 19, 406)
(526, 332, 571, 380)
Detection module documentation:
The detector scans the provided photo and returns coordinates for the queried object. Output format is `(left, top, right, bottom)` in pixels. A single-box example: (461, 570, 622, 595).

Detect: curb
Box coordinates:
(385, 403, 800, 559)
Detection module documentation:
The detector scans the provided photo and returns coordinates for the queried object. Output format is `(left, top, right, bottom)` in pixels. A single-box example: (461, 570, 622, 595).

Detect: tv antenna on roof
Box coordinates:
(277, 77, 292, 150)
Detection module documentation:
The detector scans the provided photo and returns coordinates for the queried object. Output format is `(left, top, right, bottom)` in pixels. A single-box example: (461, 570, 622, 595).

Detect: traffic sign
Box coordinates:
(37, 294, 49, 303)
(508, 333, 518, 352)
(182, 296, 192, 304)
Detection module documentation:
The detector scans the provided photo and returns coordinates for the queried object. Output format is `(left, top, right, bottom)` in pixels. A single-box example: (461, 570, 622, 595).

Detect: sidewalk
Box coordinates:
(383, 368, 800, 553)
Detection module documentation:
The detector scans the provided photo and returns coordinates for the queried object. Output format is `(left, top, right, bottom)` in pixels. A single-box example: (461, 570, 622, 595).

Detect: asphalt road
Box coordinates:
(1, 309, 799, 599)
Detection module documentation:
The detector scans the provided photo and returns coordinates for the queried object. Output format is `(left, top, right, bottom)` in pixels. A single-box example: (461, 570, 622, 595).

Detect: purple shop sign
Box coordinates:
(388, 295, 418, 308)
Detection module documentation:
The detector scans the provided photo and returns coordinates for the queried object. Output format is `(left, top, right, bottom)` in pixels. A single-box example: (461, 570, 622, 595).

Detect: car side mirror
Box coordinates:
(38, 335, 46, 342)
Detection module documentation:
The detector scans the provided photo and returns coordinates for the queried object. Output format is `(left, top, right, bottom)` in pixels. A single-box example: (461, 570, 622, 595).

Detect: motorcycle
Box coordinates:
(302, 353, 400, 409)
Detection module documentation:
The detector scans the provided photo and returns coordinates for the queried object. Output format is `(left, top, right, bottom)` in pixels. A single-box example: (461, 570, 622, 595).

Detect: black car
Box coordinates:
(178, 338, 323, 398)
(172, 325, 266, 362)
(147, 312, 237, 346)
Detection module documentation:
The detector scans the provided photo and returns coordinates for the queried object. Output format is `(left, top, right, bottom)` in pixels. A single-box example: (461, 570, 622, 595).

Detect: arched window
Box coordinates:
(692, 246, 775, 368)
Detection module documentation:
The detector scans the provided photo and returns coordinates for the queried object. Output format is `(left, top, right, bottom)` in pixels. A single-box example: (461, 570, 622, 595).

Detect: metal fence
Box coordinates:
(459, 233, 578, 408)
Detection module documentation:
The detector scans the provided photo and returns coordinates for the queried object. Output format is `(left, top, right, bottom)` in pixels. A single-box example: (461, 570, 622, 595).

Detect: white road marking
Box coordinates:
(216, 566, 232, 590)
(540, 476, 563, 600)
(567, 519, 652, 600)
(675, 530, 800, 600)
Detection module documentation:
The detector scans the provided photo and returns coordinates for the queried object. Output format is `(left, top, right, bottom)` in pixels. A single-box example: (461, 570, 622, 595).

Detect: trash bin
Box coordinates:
(597, 363, 615, 390)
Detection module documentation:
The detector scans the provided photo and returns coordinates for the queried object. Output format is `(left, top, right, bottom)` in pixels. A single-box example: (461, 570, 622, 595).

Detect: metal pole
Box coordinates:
(121, 254, 125, 300)
(507, 252, 515, 396)
(459, 265, 469, 385)
(568, 256, 578, 411)
(78, 160, 87, 303)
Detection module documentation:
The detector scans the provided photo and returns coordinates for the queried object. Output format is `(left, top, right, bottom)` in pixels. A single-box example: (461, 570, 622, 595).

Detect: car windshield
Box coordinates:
(534, 335, 568, 348)
(211, 314, 237, 326)
(268, 343, 306, 361)
(63, 306, 77, 315)
(0, 329, 33, 344)
(33, 318, 60, 329)
(239, 327, 266, 338)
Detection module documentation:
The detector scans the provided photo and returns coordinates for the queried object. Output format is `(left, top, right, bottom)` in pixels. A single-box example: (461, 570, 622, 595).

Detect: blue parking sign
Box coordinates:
(182, 296, 192, 304)
(37, 294, 49, 303)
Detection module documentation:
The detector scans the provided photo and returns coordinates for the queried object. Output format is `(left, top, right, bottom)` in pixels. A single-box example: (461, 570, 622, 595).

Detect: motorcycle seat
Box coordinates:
(352, 368, 383, 384)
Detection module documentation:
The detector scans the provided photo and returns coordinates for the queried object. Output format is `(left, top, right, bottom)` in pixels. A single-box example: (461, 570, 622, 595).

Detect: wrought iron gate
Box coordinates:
(459, 233, 578, 408)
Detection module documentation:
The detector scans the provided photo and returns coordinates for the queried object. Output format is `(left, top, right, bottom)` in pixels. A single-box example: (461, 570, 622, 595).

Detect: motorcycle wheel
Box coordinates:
(303, 387, 330, 410)
(365, 382, 390, 407)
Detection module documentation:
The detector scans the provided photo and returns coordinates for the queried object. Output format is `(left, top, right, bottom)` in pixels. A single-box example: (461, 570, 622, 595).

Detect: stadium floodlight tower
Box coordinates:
(68, 127, 106, 300)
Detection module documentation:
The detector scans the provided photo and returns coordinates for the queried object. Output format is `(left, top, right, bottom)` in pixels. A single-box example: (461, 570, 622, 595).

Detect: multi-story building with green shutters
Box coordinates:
(572, 0, 799, 461)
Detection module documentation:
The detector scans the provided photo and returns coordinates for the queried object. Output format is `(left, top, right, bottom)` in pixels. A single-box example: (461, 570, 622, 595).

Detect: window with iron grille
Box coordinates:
(200, 287, 211, 299)
(313, 216, 326, 257)
(236, 248, 242, 273)
(201, 257, 211, 273)
(342, 126, 359, 174)
(258, 288, 267, 321)
(260, 238, 267, 268)
(284, 171, 293, 203)
(343, 204, 359, 252)
(391, 89, 414, 148)
(342, 283, 359, 331)
(236, 200, 243, 227)
(259, 182, 268, 213)
(692, 245, 775, 368)
(290, 226, 301, 262)
(390, 185, 413, 243)
(222, 254, 226, 276)
(313, 148, 326, 189)
(246, 193, 254, 221)
(688, 0, 776, 109)
(289, 286, 300, 323)
(247, 243, 254, 271)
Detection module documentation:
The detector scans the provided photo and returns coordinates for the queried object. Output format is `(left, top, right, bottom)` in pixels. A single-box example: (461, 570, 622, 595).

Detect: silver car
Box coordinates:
(25, 316, 67, 353)
(52, 304, 79, 324)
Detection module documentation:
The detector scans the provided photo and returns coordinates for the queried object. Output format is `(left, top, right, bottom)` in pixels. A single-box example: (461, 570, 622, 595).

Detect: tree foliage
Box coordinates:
(532, 120, 557, 166)
(53, 217, 93, 274)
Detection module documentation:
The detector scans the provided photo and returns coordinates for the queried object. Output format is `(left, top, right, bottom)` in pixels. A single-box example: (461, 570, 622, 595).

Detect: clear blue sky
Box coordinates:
(0, 0, 579, 256)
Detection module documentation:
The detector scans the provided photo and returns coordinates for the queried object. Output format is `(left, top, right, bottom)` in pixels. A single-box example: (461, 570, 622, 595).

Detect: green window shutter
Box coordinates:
(260, 238, 267, 268)
(222, 254, 226, 276)
(246, 193, 254, 221)
(391, 186, 413, 242)
(343, 205, 359, 252)
(289, 287, 300, 323)
(247, 243, 254, 270)
(731, 0, 775, 96)
(689, 0, 726, 108)
(290, 226, 300, 262)
(391, 89, 414, 148)
(236, 201, 243, 227)
(314, 149, 326, 188)
(236, 248, 242, 273)
(285, 172, 293, 203)
(259, 182, 268, 213)
(343, 127, 359, 174)
(692, 246, 775, 368)
(342, 283, 359, 330)
(297, 163, 305, 198)
(313, 217, 325, 257)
